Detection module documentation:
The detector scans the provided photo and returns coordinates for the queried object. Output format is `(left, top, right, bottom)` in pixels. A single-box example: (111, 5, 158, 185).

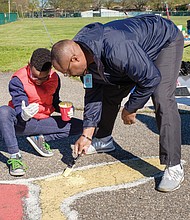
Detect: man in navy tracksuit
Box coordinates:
(51, 14, 184, 192)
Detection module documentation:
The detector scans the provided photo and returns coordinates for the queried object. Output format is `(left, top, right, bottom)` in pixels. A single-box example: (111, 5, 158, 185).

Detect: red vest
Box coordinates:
(9, 65, 59, 119)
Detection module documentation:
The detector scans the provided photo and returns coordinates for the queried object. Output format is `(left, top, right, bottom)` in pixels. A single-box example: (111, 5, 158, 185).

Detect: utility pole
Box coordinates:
(41, 0, 44, 18)
(8, 0, 11, 21)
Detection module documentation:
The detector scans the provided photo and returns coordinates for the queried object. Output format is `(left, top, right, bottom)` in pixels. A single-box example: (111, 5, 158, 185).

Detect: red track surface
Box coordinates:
(0, 184, 28, 220)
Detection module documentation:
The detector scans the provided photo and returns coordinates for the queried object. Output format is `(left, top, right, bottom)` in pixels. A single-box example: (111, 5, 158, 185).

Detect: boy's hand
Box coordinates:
(68, 107, 74, 118)
(21, 100, 39, 121)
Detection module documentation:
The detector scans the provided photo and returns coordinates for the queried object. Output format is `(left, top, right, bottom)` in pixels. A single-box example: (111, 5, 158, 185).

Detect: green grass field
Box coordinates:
(0, 16, 189, 72)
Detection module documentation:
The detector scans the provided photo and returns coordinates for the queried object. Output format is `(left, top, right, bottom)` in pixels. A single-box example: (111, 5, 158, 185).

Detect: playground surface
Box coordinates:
(0, 72, 190, 220)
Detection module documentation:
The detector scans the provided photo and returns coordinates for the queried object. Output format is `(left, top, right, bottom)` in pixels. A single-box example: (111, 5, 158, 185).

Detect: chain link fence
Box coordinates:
(0, 13, 17, 25)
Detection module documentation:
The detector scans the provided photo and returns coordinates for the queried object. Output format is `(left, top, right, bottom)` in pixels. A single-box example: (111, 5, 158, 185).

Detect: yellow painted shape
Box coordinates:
(36, 157, 164, 220)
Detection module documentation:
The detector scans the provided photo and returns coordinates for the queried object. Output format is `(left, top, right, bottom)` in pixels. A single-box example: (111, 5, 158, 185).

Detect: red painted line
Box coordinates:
(0, 184, 28, 220)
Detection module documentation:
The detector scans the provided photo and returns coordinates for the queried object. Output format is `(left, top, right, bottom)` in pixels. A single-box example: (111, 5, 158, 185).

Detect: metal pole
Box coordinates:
(165, 3, 170, 20)
(8, 0, 10, 21)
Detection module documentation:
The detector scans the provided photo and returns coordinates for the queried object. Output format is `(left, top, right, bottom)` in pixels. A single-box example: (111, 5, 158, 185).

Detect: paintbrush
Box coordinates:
(62, 154, 81, 177)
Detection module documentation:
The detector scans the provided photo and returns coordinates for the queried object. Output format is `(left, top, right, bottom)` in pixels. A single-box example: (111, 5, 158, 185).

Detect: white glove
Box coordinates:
(21, 100, 39, 121)
(68, 107, 74, 118)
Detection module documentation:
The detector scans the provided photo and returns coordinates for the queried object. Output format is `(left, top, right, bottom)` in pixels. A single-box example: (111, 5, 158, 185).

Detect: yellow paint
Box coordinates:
(62, 167, 73, 177)
(36, 157, 164, 220)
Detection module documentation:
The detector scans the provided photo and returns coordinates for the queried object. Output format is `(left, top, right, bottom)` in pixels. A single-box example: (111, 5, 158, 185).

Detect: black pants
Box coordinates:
(96, 31, 184, 166)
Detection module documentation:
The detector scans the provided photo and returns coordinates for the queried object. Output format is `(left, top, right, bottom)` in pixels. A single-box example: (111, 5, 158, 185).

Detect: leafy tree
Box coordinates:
(148, 0, 190, 11)
(48, 0, 61, 9)
(27, 0, 39, 17)
(166, 0, 189, 11)
(48, 0, 93, 12)
(73, 0, 93, 11)
(0, 0, 9, 12)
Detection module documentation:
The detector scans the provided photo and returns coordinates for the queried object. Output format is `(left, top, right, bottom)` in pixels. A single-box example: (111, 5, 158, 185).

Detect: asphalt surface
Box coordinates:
(0, 72, 190, 220)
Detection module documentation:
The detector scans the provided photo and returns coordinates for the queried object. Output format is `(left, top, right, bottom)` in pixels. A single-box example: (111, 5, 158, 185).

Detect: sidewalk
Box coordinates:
(0, 72, 190, 220)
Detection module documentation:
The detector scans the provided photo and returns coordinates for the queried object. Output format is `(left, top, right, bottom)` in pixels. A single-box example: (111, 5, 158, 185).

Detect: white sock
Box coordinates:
(10, 152, 21, 158)
(169, 164, 183, 171)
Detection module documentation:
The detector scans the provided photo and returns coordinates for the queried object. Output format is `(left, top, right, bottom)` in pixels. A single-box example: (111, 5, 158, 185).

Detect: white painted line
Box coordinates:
(61, 177, 155, 220)
(0, 157, 185, 184)
(0, 156, 159, 184)
(61, 158, 186, 220)
(0, 157, 185, 220)
(24, 183, 42, 220)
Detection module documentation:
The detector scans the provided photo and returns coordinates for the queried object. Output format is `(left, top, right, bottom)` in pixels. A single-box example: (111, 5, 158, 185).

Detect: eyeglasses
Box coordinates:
(61, 56, 87, 77)
(30, 68, 50, 81)
(30, 74, 49, 81)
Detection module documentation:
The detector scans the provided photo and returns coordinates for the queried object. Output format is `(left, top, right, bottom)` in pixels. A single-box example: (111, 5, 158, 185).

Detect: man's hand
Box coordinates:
(73, 136, 91, 157)
(21, 100, 39, 121)
(121, 108, 136, 125)
(74, 127, 95, 156)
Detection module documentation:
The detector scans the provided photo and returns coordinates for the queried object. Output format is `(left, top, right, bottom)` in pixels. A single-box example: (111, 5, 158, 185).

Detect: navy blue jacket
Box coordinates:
(73, 14, 179, 128)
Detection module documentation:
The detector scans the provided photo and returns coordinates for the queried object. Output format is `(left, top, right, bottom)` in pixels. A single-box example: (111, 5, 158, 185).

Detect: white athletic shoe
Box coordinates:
(157, 164, 184, 192)
(86, 137, 115, 155)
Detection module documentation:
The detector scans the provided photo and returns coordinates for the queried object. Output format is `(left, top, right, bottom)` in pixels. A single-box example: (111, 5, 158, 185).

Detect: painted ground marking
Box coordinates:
(37, 157, 165, 220)
(0, 184, 28, 220)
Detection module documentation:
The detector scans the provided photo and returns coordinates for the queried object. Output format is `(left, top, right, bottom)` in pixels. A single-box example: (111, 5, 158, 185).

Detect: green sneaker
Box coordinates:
(26, 135, 53, 157)
(7, 155, 27, 176)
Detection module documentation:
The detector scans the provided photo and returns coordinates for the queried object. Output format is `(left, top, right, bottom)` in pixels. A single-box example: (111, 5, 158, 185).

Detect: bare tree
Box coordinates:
(103, 0, 114, 9)
(92, 0, 102, 10)
(60, 0, 76, 11)
(130, 0, 149, 11)
(120, 0, 131, 9)
(48, 0, 61, 9)
(0, 0, 10, 12)
(74, 0, 93, 11)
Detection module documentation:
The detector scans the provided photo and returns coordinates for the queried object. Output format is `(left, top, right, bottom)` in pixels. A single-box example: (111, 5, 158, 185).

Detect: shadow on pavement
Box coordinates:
(136, 111, 190, 145)
(0, 135, 78, 164)
(0, 152, 8, 164)
(180, 110, 190, 145)
(105, 140, 163, 190)
(108, 140, 162, 177)
(48, 135, 163, 181)
(136, 113, 158, 134)
(48, 135, 80, 165)
(0, 134, 163, 190)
